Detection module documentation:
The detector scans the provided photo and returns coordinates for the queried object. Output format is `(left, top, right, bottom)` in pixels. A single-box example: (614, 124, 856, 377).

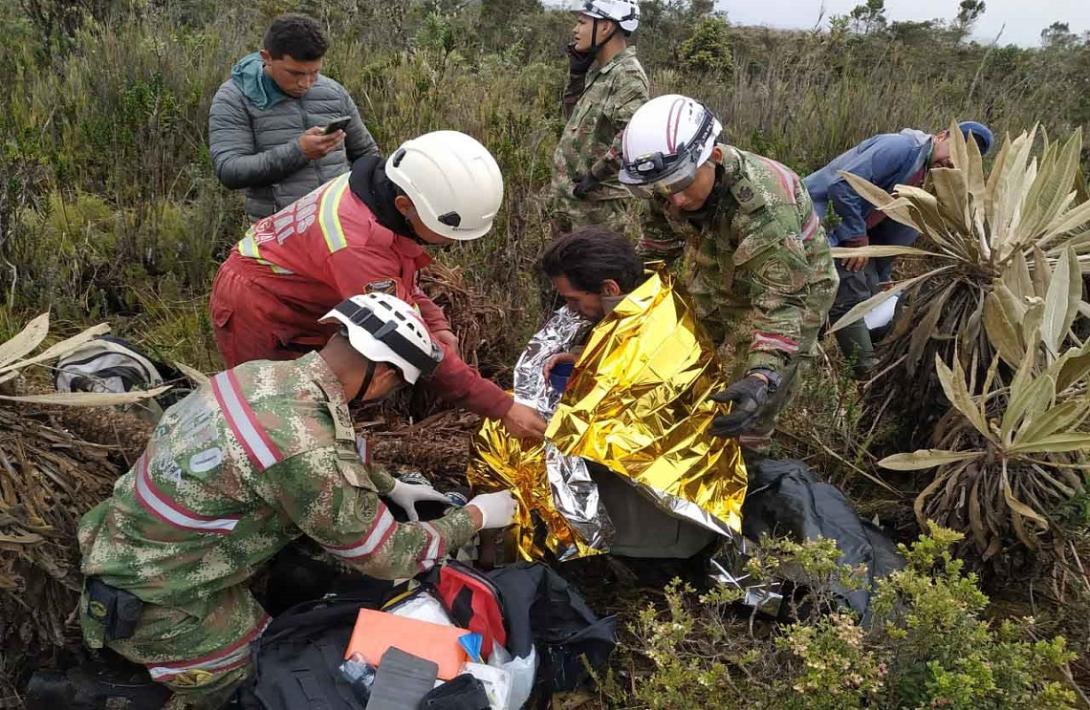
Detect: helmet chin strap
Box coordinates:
(355, 361, 413, 406)
(397, 201, 428, 246)
(588, 17, 618, 57)
(352, 360, 379, 405)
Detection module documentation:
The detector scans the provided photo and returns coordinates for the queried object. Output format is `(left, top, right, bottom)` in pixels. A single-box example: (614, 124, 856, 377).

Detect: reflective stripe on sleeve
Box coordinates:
(355, 435, 371, 465)
(419, 521, 444, 560)
(211, 371, 283, 472)
(146, 614, 271, 681)
(133, 456, 240, 535)
(752, 332, 801, 354)
(323, 504, 397, 561)
(238, 231, 293, 274)
(801, 211, 820, 242)
(417, 521, 445, 573)
(758, 156, 798, 204)
(237, 232, 261, 260)
(256, 258, 294, 275)
(318, 173, 352, 253)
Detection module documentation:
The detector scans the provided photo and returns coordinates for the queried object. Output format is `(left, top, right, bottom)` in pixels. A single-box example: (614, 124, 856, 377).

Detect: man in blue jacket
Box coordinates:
(803, 121, 993, 377)
(209, 14, 380, 221)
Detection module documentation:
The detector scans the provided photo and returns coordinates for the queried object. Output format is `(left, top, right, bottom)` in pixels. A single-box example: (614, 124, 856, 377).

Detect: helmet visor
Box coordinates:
(619, 157, 701, 198)
(619, 103, 717, 198)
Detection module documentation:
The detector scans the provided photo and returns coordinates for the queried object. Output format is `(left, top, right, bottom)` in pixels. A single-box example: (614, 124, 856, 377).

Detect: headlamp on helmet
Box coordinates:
(619, 103, 718, 199)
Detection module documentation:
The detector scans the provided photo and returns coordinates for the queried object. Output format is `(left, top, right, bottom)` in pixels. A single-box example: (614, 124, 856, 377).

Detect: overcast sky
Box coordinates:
(721, 0, 1089, 47)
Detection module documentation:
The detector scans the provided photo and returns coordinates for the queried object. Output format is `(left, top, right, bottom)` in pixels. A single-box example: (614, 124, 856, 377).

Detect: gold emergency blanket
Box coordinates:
(467, 271, 747, 561)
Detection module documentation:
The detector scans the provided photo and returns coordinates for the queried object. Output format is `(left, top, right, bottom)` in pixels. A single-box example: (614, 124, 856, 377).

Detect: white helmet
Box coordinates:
(385, 131, 504, 242)
(320, 293, 444, 384)
(619, 95, 723, 198)
(577, 0, 639, 33)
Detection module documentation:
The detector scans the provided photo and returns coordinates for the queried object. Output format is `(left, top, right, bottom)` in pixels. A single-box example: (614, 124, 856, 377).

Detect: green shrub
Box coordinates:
(871, 525, 1077, 709)
(12, 185, 232, 326)
(610, 527, 1077, 708)
(679, 17, 735, 77)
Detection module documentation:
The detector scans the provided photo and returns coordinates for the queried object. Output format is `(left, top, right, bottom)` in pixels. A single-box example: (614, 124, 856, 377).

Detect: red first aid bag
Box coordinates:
(424, 561, 507, 660)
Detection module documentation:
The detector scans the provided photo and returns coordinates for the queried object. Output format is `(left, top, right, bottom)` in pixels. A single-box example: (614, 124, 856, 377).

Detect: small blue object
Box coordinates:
(459, 632, 483, 664)
(396, 471, 431, 486)
(548, 362, 575, 393)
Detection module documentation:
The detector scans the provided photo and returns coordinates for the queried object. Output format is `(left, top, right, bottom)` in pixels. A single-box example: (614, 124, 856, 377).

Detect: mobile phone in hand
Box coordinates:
(323, 116, 351, 135)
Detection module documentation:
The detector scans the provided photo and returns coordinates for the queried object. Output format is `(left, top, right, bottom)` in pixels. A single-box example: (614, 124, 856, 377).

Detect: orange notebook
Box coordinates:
(344, 608, 468, 680)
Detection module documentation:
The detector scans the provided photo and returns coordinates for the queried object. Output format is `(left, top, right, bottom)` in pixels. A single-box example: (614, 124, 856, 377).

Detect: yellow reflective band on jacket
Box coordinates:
(264, 261, 294, 275)
(237, 228, 261, 260)
(236, 230, 294, 275)
(319, 173, 352, 253)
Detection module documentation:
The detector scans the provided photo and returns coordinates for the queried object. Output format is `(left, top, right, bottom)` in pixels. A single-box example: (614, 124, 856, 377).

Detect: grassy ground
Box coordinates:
(3, 2, 1085, 358)
(3, 1, 1090, 705)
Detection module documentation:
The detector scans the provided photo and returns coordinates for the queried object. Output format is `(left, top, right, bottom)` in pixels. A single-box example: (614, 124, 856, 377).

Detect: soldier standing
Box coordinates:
(621, 95, 839, 453)
(78, 293, 517, 708)
(550, 0, 648, 237)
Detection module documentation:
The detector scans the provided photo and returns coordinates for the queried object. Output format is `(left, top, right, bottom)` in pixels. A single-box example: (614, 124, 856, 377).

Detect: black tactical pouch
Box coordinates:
(419, 673, 491, 710)
(86, 578, 144, 641)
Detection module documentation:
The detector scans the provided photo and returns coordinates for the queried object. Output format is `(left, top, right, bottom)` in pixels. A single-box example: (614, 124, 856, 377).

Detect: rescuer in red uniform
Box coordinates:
(209, 130, 546, 440)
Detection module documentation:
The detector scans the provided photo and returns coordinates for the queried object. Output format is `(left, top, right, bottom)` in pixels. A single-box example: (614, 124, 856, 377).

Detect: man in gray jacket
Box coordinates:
(209, 14, 380, 221)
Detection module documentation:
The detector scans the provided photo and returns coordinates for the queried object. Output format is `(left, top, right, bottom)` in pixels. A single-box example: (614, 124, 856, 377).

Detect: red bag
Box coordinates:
(425, 561, 507, 660)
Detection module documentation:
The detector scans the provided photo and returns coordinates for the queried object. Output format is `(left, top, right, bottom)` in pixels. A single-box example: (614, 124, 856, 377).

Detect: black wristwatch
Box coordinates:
(747, 367, 782, 394)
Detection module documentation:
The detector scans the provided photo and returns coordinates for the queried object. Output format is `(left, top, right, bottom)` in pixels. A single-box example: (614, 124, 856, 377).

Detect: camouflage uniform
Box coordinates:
(640, 145, 839, 448)
(78, 352, 476, 707)
(550, 46, 649, 237)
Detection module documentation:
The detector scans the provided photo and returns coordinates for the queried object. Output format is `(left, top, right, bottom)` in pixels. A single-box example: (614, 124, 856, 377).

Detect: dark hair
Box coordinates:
(263, 14, 328, 61)
(541, 227, 645, 293)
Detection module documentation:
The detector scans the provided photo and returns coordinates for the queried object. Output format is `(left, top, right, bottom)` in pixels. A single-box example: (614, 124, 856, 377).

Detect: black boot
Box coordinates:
(25, 653, 170, 710)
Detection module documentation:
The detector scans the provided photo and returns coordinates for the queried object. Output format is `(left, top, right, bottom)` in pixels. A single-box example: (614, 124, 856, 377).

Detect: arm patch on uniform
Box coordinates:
(731, 178, 766, 213)
(365, 279, 397, 295)
(757, 259, 792, 285)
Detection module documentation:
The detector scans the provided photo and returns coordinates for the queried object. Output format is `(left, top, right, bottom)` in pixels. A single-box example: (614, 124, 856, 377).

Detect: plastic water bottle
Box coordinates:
(339, 653, 376, 703)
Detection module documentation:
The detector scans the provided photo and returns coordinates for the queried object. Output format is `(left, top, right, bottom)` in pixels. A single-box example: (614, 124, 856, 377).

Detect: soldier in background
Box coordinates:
(77, 294, 517, 708)
(622, 95, 839, 454)
(549, 0, 648, 237)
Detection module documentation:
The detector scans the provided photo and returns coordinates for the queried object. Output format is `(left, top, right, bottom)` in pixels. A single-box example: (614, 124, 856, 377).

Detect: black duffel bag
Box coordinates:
(250, 581, 392, 710)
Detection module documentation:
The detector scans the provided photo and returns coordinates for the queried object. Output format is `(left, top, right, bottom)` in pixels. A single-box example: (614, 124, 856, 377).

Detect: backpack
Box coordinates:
(250, 564, 616, 709)
(741, 458, 905, 622)
(421, 561, 508, 661)
(486, 563, 616, 694)
(54, 335, 192, 411)
(250, 580, 393, 710)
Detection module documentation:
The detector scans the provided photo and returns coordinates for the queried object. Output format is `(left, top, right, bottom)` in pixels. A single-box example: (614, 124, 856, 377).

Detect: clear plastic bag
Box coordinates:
(386, 589, 454, 627)
(488, 644, 537, 710)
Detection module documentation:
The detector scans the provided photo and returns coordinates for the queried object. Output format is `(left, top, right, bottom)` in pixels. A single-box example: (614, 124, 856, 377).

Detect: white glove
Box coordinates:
(387, 480, 451, 522)
(468, 490, 517, 530)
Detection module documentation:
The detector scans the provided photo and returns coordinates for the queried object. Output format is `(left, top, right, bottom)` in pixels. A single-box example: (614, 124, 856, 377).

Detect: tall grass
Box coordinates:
(3, 2, 1090, 699)
(0, 2, 1085, 362)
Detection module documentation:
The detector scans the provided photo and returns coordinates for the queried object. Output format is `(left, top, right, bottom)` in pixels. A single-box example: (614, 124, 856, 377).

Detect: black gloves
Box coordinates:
(566, 43, 595, 74)
(572, 173, 600, 199)
(709, 373, 774, 438)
